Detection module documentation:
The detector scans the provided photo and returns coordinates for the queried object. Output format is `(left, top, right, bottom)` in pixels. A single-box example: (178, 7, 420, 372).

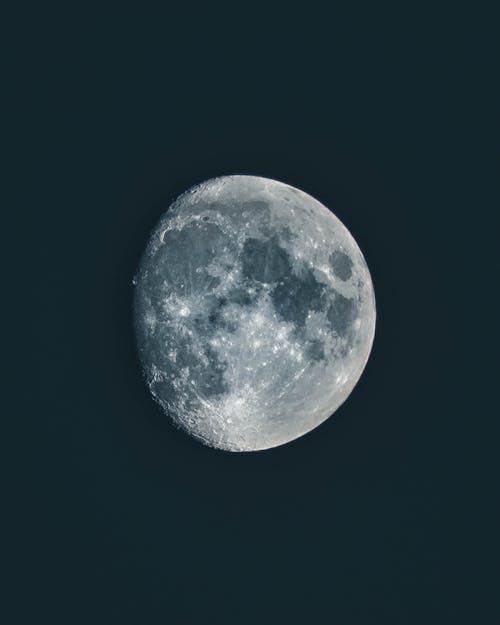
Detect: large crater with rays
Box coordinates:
(134, 176, 376, 451)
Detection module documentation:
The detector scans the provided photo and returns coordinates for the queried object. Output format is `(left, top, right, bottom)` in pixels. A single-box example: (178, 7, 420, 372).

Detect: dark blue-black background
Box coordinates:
(4, 4, 490, 624)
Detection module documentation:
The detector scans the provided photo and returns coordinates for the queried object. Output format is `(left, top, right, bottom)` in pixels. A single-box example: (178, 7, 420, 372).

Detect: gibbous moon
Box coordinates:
(134, 176, 376, 451)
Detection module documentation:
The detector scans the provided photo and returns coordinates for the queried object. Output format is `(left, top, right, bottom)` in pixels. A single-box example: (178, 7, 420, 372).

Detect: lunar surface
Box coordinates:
(134, 176, 375, 451)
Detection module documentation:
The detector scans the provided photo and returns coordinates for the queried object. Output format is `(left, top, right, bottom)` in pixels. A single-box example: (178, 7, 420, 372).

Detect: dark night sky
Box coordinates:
(4, 5, 492, 624)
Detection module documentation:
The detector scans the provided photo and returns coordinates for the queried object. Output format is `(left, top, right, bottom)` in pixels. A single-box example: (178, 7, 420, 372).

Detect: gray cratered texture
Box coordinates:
(134, 176, 376, 451)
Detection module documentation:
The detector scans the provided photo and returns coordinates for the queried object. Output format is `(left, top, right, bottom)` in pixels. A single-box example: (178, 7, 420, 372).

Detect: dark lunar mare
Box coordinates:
(136, 221, 361, 413)
(329, 250, 353, 281)
(240, 234, 359, 356)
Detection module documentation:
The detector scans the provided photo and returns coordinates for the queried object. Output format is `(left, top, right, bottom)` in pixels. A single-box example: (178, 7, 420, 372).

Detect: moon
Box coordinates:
(134, 176, 376, 451)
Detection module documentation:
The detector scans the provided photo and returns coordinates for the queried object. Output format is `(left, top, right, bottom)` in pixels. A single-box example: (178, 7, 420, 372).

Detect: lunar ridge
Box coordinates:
(134, 176, 376, 451)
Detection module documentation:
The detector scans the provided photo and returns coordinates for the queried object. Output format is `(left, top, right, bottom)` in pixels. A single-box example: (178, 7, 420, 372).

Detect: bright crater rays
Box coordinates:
(134, 176, 376, 451)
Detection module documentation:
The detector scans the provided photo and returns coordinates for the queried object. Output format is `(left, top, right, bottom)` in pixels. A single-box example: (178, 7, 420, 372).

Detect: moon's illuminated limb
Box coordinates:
(134, 176, 376, 451)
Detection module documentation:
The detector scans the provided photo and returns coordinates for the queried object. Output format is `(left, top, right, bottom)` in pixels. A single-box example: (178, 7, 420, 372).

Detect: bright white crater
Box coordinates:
(134, 176, 376, 451)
